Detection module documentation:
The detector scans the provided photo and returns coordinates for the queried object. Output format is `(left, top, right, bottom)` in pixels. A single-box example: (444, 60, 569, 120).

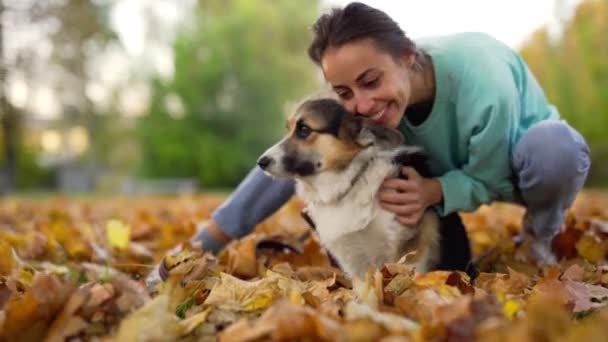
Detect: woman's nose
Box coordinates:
(353, 94, 374, 116)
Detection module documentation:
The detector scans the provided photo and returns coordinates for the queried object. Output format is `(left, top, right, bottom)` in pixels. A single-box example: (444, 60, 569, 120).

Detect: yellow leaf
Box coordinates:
(106, 220, 131, 250)
(497, 292, 521, 320)
(503, 299, 521, 320)
(115, 293, 182, 342)
(288, 288, 305, 305)
(180, 307, 212, 335)
(0, 240, 14, 275)
(576, 234, 605, 263)
(244, 295, 273, 311)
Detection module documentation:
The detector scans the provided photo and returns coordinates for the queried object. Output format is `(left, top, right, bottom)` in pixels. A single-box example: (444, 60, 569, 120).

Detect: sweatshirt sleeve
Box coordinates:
(434, 60, 519, 216)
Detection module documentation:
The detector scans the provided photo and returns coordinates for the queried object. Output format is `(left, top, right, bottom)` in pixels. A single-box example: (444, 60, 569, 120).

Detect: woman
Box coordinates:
(149, 2, 590, 285)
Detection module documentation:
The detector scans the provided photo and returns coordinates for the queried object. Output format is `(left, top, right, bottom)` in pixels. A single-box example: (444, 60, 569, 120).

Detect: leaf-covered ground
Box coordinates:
(1, 191, 608, 341)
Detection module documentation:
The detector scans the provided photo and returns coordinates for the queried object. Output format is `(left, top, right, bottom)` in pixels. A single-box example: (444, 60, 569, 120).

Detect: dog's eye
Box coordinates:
(295, 122, 312, 139)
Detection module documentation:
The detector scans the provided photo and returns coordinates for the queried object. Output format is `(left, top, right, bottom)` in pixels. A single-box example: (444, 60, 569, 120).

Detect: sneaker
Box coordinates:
(514, 212, 558, 265)
(145, 221, 229, 291)
(145, 243, 185, 291)
(529, 238, 558, 265)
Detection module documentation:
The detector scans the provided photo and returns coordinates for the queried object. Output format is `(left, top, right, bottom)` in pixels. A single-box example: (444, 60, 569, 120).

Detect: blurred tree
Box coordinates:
(2, 0, 120, 191)
(520, 0, 608, 186)
(137, 0, 320, 187)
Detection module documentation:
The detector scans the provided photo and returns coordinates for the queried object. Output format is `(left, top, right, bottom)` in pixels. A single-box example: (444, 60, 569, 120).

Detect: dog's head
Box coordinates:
(257, 98, 404, 179)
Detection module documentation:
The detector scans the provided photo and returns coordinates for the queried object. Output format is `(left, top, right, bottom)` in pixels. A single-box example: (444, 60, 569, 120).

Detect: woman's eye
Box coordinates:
(336, 90, 352, 100)
(364, 78, 379, 88)
(296, 123, 312, 139)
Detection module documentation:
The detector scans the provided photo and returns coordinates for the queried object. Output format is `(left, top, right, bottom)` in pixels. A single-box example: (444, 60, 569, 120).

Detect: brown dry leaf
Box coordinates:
(508, 294, 571, 342)
(81, 262, 150, 311)
(445, 272, 475, 295)
(220, 299, 343, 342)
(343, 319, 388, 342)
(44, 286, 90, 342)
(414, 271, 457, 287)
(225, 235, 259, 279)
(563, 280, 608, 313)
(294, 235, 333, 268)
(532, 271, 571, 307)
(179, 306, 212, 336)
(552, 226, 584, 260)
(114, 292, 182, 342)
(4, 193, 608, 340)
(385, 274, 414, 297)
(423, 294, 504, 342)
(432, 295, 473, 326)
(344, 301, 419, 334)
(85, 283, 116, 309)
(1, 272, 75, 341)
(204, 272, 307, 312)
(562, 264, 586, 281)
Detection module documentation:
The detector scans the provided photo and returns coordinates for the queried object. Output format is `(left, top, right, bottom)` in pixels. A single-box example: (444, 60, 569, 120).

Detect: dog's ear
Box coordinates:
(345, 116, 403, 148)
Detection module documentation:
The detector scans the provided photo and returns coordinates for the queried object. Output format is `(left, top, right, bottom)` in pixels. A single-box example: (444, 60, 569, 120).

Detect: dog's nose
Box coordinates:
(257, 156, 273, 170)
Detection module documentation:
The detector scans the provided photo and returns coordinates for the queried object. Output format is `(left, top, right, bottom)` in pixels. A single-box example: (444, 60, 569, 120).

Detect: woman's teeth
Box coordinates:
(371, 107, 387, 121)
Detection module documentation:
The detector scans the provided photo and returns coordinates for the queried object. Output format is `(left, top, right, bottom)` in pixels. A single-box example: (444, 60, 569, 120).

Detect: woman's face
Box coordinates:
(321, 38, 414, 129)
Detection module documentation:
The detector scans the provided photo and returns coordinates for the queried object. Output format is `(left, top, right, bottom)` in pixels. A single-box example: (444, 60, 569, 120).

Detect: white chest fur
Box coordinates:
(296, 150, 425, 278)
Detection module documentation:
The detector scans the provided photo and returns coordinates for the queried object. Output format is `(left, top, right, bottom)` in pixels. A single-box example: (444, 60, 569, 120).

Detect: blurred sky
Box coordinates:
(112, 0, 582, 55)
(326, 0, 582, 47)
(105, 0, 582, 117)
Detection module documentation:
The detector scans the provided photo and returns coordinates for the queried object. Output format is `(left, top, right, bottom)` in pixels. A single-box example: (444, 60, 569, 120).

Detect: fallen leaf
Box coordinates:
(562, 264, 585, 281)
(204, 272, 306, 312)
(114, 293, 182, 342)
(576, 234, 606, 263)
(563, 280, 608, 313)
(344, 301, 419, 334)
(179, 306, 212, 335)
(106, 219, 131, 250)
(220, 299, 343, 342)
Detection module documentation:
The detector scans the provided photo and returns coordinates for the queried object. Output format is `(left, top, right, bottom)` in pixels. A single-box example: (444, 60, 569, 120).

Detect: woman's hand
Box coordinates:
(377, 167, 443, 226)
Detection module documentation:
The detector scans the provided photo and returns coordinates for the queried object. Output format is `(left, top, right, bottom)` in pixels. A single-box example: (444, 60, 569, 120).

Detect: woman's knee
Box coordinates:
(513, 120, 590, 191)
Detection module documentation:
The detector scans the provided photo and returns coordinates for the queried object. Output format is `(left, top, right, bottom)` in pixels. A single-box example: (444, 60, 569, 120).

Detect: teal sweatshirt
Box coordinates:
(398, 32, 559, 216)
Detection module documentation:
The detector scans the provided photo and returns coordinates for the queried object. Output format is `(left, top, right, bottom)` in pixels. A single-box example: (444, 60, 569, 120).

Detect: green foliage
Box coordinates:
(16, 147, 55, 189)
(0, 135, 55, 190)
(519, 0, 608, 186)
(136, 0, 320, 187)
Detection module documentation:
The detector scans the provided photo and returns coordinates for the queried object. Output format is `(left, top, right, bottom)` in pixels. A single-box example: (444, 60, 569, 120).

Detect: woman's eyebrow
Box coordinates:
(356, 68, 376, 82)
(331, 68, 378, 89)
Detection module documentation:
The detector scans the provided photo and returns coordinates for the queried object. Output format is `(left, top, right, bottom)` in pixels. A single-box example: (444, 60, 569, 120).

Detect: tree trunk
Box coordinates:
(0, 0, 19, 193)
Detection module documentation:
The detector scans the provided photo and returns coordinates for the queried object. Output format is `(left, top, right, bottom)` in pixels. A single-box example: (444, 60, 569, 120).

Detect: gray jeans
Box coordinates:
(511, 120, 590, 240)
(197, 120, 590, 251)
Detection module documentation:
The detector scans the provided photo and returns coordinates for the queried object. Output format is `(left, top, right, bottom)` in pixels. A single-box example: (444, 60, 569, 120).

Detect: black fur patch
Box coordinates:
(435, 213, 475, 279)
(283, 155, 315, 176)
(393, 148, 432, 178)
(301, 98, 348, 137)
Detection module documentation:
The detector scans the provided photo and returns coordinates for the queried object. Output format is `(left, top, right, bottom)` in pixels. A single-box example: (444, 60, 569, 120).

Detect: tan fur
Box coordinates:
(317, 135, 361, 171)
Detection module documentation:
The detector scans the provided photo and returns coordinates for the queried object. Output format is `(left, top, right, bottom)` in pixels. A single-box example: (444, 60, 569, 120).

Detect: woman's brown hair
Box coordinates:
(308, 2, 427, 70)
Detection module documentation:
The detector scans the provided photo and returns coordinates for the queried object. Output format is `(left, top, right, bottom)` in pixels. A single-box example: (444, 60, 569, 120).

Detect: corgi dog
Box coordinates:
(257, 97, 471, 279)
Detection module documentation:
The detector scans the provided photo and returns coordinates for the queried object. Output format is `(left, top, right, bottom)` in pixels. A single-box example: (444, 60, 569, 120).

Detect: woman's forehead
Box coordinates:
(321, 39, 394, 85)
